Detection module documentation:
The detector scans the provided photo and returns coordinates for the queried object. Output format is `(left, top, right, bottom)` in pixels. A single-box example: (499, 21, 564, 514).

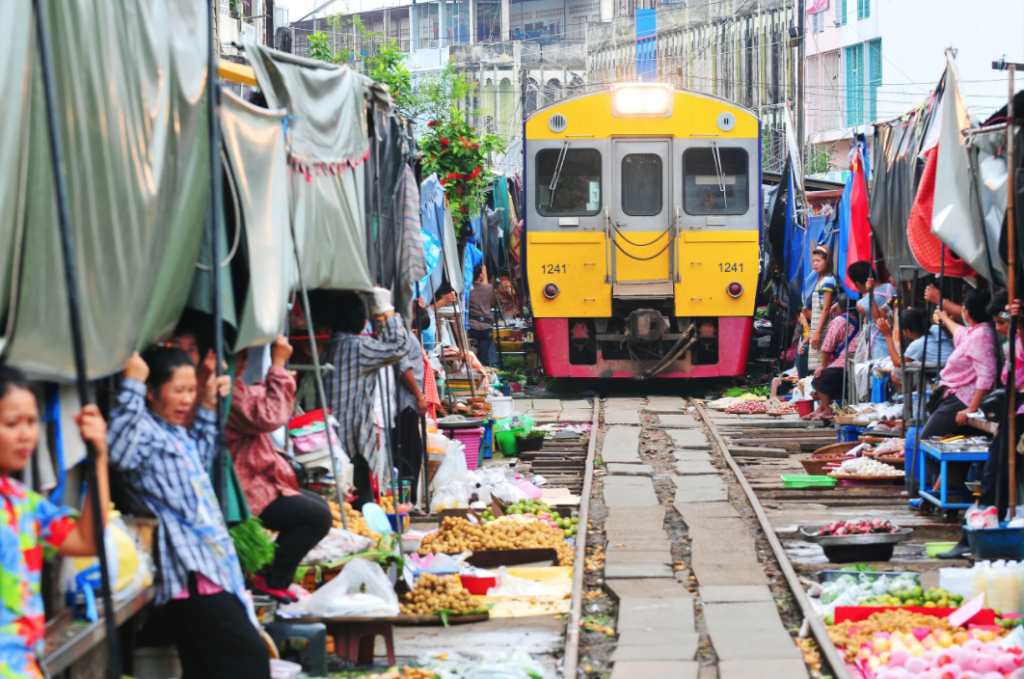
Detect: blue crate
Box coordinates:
(965, 523, 1024, 559)
(836, 424, 864, 443)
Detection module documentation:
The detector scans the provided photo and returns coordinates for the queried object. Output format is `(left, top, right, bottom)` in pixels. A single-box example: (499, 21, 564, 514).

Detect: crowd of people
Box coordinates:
(779, 245, 1024, 558)
(0, 285, 473, 679)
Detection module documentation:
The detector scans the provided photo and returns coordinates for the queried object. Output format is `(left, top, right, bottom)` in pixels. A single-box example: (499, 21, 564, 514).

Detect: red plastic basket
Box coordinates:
(835, 606, 995, 625)
(795, 399, 816, 418)
(459, 574, 496, 595)
(451, 428, 485, 471)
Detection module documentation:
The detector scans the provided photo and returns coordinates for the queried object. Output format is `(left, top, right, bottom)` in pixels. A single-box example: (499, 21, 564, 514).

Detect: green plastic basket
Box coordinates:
(781, 475, 837, 488)
(494, 417, 534, 456)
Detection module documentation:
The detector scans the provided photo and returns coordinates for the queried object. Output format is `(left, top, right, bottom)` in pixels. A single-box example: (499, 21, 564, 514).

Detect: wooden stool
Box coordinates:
(325, 621, 396, 666)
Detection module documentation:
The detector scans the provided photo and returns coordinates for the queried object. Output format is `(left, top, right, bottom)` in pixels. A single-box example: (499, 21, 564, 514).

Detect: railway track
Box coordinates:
(692, 398, 851, 679)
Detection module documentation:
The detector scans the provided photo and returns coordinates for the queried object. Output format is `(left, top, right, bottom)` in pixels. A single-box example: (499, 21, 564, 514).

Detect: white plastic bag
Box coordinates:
(430, 439, 470, 492)
(301, 529, 375, 565)
(301, 558, 399, 618)
(485, 567, 554, 597)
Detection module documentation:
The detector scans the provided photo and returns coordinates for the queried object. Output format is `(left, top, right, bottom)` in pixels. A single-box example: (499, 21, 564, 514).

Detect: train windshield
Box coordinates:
(620, 153, 663, 216)
(536, 148, 602, 216)
(682, 147, 749, 215)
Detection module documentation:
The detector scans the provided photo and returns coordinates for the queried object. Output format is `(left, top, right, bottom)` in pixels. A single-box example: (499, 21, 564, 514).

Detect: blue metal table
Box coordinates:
(917, 441, 989, 510)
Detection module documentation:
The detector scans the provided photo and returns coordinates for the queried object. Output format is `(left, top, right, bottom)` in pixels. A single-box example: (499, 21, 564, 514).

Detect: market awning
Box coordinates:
(219, 59, 258, 87)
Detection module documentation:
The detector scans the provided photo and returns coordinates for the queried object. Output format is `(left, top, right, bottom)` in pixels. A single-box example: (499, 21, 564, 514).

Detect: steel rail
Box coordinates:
(562, 399, 601, 679)
(692, 399, 851, 679)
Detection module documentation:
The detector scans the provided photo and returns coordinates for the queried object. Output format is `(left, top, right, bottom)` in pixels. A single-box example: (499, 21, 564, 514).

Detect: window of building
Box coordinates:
(418, 4, 439, 47)
(536, 148, 602, 216)
(845, 42, 864, 126)
(857, 0, 870, 20)
(621, 154, 663, 216)
(682, 148, 749, 215)
(812, 11, 824, 34)
(823, 50, 842, 131)
(868, 38, 882, 123)
(807, 55, 820, 134)
(838, 0, 847, 25)
(477, 0, 501, 42)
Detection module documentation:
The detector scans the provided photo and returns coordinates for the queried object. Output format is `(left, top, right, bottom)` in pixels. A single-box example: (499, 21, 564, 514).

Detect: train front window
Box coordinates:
(620, 153, 663, 216)
(683, 147, 749, 215)
(536, 148, 602, 217)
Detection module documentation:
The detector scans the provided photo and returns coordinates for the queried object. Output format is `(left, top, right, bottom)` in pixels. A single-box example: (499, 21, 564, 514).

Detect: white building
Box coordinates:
(804, 0, 1024, 170)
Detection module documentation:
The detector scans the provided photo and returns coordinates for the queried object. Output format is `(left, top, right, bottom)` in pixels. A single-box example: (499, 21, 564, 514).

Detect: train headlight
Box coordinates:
(727, 282, 744, 298)
(543, 283, 560, 299)
(611, 83, 674, 118)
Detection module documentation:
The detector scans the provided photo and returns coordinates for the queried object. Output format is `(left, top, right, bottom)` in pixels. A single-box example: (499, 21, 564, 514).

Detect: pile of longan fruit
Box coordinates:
(399, 573, 477, 616)
(418, 516, 574, 566)
(328, 501, 380, 540)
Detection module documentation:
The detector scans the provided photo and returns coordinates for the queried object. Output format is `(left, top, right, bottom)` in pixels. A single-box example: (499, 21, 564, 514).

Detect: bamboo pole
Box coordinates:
(32, 1, 121, 675)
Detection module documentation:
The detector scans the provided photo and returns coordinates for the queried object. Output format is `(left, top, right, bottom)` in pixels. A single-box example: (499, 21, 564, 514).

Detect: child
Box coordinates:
(805, 245, 836, 374)
(0, 366, 110, 679)
(107, 348, 270, 679)
(806, 294, 860, 421)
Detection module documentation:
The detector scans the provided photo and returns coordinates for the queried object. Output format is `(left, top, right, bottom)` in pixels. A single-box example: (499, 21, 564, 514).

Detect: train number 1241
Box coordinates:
(540, 264, 567, 274)
(719, 262, 743, 272)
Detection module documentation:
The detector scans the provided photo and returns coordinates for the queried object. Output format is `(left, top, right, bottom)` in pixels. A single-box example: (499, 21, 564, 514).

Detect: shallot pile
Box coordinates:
(726, 400, 769, 414)
(768, 403, 798, 415)
(817, 520, 900, 537)
(873, 438, 906, 457)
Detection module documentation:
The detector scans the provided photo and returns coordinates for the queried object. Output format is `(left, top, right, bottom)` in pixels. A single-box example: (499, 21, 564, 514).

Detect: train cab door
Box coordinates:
(609, 138, 674, 300)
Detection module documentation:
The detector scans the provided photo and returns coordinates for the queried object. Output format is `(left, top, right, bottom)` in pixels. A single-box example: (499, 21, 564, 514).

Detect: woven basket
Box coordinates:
(799, 442, 861, 476)
(427, 459, 443, 482)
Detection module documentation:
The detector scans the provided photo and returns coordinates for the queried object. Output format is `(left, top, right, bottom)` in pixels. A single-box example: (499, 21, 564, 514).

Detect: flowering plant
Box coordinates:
(419, 110, 504, 234)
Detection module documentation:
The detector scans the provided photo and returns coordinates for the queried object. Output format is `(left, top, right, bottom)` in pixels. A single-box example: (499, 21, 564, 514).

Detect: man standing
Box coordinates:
(322, 288, 412, 509)
(467, 265, 495, 367)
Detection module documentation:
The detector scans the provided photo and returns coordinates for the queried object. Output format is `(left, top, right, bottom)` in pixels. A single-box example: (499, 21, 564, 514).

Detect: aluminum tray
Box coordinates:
(800, 524, 913, 546)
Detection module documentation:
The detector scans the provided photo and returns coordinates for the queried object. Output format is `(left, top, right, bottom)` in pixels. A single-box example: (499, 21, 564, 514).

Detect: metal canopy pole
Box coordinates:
(207, 0, 229, 515)
(32, 1, 121, 676)
(1005, 64, 1018, 511)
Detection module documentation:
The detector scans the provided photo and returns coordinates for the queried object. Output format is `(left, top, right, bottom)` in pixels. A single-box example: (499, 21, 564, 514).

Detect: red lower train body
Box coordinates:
(534, 316, 753, 379)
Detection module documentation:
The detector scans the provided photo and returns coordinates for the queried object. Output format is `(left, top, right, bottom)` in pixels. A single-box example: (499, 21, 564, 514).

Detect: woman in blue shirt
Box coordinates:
(108, 348, 270, 679)
(804, 245, 836, 373)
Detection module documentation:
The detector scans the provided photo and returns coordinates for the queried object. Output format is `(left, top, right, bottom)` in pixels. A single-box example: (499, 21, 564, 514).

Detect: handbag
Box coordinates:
(280, 451, 309, 487)
(981, 388, 1008, 424)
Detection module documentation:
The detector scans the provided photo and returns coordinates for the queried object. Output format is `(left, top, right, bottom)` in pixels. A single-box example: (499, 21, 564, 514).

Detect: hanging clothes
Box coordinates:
(396, 166, 427, 329)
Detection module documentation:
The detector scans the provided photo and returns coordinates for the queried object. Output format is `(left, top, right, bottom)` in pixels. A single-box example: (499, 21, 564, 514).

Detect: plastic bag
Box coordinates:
(967, 505, 1000, 530)
(300, 529, 375, 565)
(301, 558, 399, 618)
(485, 567, 554, 597)
(430, 439, 471, 492)
(429, 483, 474, 513)
(513, 478, 541, 500)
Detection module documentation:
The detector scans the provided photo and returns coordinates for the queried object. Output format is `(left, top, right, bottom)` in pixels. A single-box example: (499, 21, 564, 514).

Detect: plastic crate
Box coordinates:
(836, 424, 865, 443)
(965, 523, 1024, 559)
(450, 427, 485, 470)
(781, 475, 837, 488)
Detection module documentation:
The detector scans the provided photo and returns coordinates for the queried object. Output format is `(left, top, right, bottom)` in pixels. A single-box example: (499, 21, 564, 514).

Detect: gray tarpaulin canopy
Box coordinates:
(931, 52, 995, 282)
(220, 91, 295, 351)
(5, 0, 210, 380)
(246, 42, 374, 292)
(0, 1, 33, 333)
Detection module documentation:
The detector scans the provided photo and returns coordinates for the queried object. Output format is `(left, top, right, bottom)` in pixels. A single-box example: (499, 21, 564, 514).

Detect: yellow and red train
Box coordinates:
(523, 83, 762, 379)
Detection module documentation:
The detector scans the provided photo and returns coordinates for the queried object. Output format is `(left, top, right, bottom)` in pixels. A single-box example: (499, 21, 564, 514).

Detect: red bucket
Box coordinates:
(795, 399, 816, 419)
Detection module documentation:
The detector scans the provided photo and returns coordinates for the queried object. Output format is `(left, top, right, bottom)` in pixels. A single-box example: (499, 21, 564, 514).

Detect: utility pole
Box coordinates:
(994, 57, 1023, 513)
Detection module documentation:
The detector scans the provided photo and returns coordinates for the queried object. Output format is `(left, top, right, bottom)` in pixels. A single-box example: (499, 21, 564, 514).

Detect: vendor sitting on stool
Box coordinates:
(917, 289, 998, 527)
(228, 335, 332, 602)
(805, 294, 859, 421)
(979, 294, 1023, 519)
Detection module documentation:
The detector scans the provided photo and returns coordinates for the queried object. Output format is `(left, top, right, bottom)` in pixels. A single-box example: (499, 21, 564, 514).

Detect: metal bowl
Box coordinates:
(800, 523, 913, 546)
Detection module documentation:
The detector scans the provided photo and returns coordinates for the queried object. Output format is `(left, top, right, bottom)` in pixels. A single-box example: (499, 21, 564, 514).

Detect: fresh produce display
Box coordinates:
(854, 627, 1017, 677)
(360, 667, 437, 679)
(817, 520, 901, 537)
(860, 586, 964, 609)
(418, 516, 575, 566)
(399, 573, 479, 616)
(378, 495, 412, 515)
(768, 402, 798, 415)
(873, 438, 906, 456)
(479, 501, 579, 537)
(726, 400, 769, 414)
(826, 611, 962, 662)
(328, 500, 381, 540)
(722, 386, 771, 398)
(831, 457, 904, 477)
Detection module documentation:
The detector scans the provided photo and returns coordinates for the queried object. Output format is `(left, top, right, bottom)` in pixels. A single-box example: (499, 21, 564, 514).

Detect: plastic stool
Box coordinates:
(322, 620, 396, 667)
(264, 621, 328, 677)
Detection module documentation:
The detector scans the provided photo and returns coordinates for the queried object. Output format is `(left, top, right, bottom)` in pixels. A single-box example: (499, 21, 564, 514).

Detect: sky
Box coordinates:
(278, 0, 340, 23)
